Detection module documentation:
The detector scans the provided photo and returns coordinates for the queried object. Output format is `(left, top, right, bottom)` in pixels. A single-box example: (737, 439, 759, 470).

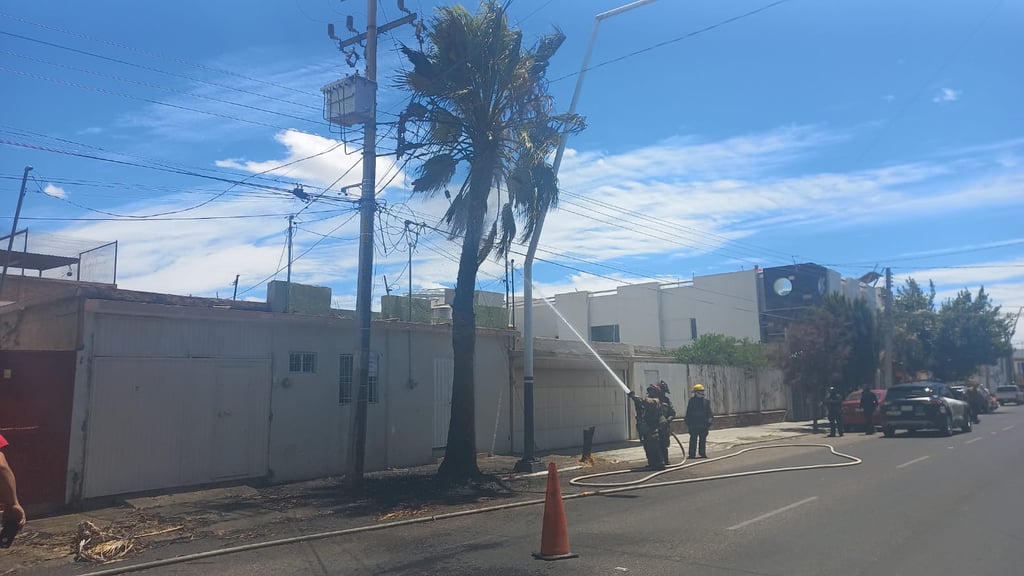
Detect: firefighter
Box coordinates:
(629, 385, 668, 469)
(685, 384, 713, 458)
(652, 381, 676, 464)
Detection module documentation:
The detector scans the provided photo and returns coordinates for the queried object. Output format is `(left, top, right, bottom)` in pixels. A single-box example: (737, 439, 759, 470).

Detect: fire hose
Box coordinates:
(570, 442, 862, 488)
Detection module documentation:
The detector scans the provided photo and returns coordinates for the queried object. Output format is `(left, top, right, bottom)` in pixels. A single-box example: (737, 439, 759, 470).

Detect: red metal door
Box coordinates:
(0, 351, 76, 507)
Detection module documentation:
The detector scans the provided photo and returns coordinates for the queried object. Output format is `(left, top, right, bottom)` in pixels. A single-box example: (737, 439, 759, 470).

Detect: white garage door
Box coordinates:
(83, 357, 271, 498)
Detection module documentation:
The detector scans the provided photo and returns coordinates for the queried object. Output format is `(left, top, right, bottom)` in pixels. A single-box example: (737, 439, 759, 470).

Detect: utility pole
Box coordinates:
(232, 275, 239, 300)
(286, 214, 294, 313)
(884, 266, 893, 388)
(0, 166, 32, 300)
(328, 1, 416, 496)
(406, 220, 416, 322)
(509, 259, 515, 329)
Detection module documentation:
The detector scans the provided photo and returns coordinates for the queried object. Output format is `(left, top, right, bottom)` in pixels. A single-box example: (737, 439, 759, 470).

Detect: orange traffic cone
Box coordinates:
(533, 462, 578, 561)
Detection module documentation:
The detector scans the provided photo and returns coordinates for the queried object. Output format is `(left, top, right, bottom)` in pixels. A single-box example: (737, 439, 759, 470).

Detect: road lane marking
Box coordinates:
(990, 431, 997, 435)
(727, 497, 818, 530)
(947, 446, 955, 450)
(965, 437, 982, 444)
(897, 456, 930, 469)
(1003, 426, 1014, 431)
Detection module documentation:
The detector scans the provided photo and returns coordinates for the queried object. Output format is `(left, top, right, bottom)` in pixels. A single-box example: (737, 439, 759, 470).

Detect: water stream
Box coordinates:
(537, 296, 631, 394)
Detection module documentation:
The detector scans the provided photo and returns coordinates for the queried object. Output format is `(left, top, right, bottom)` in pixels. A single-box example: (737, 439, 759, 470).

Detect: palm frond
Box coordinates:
(411, 154, 457, 195)
(478, 221, 497, 267)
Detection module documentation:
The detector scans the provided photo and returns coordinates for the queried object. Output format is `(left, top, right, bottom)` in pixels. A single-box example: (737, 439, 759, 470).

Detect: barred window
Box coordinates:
(340, 353, 379, 404)
(289, 352, 317, 373)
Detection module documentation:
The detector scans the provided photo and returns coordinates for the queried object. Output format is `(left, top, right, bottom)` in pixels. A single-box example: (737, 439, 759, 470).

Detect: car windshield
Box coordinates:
(997, 386, 1017, 392)
(886, 386, 937, 400)
(845, 391, 862, 401)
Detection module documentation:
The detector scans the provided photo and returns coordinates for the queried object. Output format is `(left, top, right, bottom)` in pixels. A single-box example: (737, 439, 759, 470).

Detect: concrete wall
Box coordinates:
(0, 295, 80, 350)
(56, 298, 513, 499)
(555, 291, 589, 341)
(587, 292, 617, 330)
(618, 283, 661, 346)
(660, 285, 697, 348)
(631, 361, 789, 418)
(520, 300, 559, 338)
(515, 271, 760, 349)
(692, 270, 761, 342)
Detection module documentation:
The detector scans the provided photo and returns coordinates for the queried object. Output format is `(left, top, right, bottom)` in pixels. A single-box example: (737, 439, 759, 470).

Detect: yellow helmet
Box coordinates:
(693, 383, 705, 392)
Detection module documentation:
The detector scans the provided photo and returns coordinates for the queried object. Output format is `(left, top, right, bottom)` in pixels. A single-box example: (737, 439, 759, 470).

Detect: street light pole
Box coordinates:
(0, 165, 32, 300)
(515, 0, 661, 472)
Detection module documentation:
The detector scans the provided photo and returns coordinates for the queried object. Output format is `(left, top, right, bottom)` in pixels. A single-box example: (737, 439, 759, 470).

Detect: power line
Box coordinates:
(1, 49, 325, 127)
(0, 125, 313, 189)
(826, 240, 1024, 267)
(0, 12, 318, 98)
(0, 138, 343, 199)
(0, 29, 320, 110)
(237, 210, 360, 297)
(0, 66, 324, 135)
(549, 0, 792, 85)
(559, 188, 797, 263)
(10, 210, 345, 223)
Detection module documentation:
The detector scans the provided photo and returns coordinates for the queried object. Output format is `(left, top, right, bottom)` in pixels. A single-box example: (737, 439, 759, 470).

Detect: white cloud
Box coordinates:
(43, 184, 67, 199)
(883, 94, 896, 103)
(43, 119, 1024, 323)
(933, 87, 960, 103)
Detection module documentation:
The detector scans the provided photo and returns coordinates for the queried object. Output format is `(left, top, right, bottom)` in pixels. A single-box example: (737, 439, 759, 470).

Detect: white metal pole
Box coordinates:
(516, 0, 660, 471)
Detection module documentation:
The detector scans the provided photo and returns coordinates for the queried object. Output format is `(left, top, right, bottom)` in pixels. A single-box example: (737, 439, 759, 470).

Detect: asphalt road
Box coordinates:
(66, 406, 1024, 576)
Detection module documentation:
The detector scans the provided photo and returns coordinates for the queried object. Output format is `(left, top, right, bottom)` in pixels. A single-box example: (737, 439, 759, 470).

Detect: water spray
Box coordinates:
(537, 296, 631, 395)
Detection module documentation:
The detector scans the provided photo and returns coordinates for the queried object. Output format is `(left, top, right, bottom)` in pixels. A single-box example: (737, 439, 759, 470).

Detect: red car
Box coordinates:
(841, 389, 887, 432)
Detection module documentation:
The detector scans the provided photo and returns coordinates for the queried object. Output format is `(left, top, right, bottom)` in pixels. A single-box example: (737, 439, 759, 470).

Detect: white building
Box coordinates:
(519, 264, 883, 347)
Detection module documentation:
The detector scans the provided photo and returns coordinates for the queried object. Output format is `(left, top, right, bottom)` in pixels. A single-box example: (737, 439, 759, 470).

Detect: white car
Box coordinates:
(995, 385, 1024, 405)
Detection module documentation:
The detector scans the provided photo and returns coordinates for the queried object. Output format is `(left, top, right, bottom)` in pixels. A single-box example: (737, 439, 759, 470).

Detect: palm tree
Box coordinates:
(396, 1, 582, 482)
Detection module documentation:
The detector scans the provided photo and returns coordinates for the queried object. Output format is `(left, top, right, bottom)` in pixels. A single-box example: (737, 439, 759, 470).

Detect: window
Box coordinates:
(590, 324, 620, 343)
(690, 318, 698, 340)
(339, 354, 353, 403)
(289, 352, 317, 373)
(339, 353, 379, 404)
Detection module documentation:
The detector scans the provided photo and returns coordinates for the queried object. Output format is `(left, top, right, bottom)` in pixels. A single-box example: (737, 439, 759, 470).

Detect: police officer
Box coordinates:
(685, 384, 713, 458)
(629, 385, 667, 469)
(966, 385, 985, 424)
(824, 386, 845, 437)
(860, 385, 878, 435)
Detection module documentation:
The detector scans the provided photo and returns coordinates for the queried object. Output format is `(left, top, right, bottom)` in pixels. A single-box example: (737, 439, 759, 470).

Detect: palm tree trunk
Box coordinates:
(437, 152, 496, 482)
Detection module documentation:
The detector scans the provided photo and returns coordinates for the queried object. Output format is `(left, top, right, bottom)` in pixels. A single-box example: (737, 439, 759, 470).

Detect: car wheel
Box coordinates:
(961, 414, 972, 433)
(942, 415, 953, 437)
(883, 426, 895, 437)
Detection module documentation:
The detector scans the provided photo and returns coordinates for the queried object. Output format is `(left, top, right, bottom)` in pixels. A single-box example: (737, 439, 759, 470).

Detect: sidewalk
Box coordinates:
(1, 421, 819, 573)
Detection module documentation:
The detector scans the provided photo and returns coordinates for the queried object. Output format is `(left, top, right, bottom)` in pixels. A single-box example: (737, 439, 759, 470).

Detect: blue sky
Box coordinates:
(2, 0, 1022, 343)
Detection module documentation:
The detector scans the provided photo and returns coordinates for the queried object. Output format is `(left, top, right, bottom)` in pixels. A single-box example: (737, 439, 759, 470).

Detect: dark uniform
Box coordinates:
(966, 386, 985, 423)
(631, 386, 668, 469)
(653, 382, 676, 465)
(860, 387, 878, 435)
(824, 387, 844, 437)
(685, 384, 713, 458)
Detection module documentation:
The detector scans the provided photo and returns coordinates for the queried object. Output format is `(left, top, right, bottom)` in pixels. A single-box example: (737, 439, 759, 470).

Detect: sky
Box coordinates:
(1, 0, 1022, 344)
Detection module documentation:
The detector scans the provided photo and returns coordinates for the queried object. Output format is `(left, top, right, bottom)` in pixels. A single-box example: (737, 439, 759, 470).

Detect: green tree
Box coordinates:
(821, 293, 879, 394)
(396, 1, 582, 482)
(932, 287, 1014, 381)
(783, 307, 851, 427)
(891, 278, 937, 379)
(674, 334, 770, 369)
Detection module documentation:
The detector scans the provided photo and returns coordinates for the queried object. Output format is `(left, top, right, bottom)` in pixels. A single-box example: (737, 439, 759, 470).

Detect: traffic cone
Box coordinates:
(533, 462, 578, 561)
